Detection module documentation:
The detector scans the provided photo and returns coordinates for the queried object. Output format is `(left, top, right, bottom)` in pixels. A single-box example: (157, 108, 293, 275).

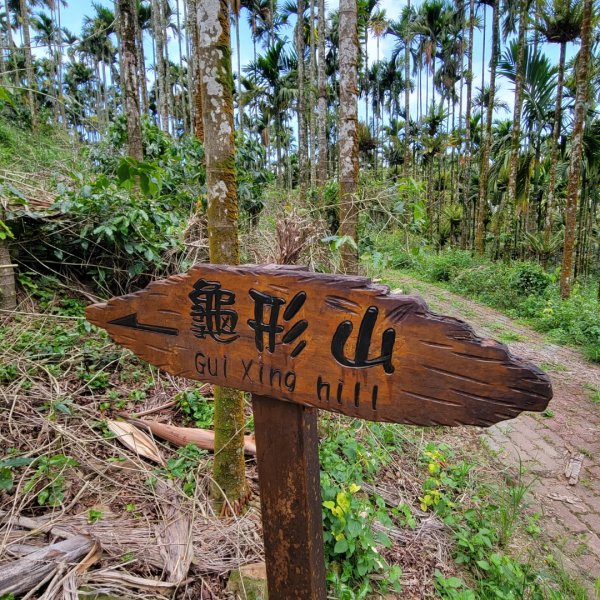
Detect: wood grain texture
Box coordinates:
(86, 264, 552, 427)
(253, 395, 326, 599)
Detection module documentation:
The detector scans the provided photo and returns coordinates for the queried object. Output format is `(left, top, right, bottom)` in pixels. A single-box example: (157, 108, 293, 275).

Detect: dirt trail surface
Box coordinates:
(387, 273, 600, 587)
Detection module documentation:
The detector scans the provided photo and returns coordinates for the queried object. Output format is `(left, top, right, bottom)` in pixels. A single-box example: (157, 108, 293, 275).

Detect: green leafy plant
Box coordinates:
(157, 444, 208, 496)
(24, 454, 78, 506)
(0, 456, 34, 491)
(176, 389, 214, 428)
(87, 508, 103, 524)
(319, 423, 400, 597)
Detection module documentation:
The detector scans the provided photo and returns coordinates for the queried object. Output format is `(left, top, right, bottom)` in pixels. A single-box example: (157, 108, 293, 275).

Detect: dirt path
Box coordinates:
(386, 273, 600, 588)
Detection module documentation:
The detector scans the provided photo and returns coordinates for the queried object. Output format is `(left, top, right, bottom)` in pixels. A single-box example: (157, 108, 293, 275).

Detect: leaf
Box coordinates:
(117, 161, 131, 183)
(0, 467, 13, 491)
(0, 456, 34, 469)
(333, 538, 348, 554)
(106, 420, 164, 465)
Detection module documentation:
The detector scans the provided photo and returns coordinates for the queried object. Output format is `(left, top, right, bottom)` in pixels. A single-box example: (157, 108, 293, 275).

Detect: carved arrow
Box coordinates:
(108, 313, 179, 336)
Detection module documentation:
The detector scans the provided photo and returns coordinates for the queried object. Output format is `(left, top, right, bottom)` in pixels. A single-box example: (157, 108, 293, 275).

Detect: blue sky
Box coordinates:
(53, 0, 574, 122)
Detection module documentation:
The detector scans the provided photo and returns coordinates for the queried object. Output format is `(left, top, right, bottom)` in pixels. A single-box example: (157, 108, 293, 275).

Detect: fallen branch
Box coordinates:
(130, 418, 257, 456)
(0, 535, 94, 597)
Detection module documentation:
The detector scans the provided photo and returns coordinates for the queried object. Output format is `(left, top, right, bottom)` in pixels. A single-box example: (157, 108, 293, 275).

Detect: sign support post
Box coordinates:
(252, 395, 326, 599)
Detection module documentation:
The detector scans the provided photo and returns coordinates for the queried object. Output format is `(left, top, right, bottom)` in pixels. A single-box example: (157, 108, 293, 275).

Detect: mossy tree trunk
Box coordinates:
(338, 0, 359, 275)
(196, 0, 247, 512)
(117, 0, 144, 162)
(560, 0, 593, 299)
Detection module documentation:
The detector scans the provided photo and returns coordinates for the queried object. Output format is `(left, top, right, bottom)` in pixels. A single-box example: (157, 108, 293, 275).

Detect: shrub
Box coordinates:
(422, 250, 479, 283)
(509, 263, 551, 296)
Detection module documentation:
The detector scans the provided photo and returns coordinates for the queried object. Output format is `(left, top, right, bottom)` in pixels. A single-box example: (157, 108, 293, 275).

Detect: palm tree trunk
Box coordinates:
(544, 41, 566, 241)
(152, 0, 168, 131)
(186, 0, 198, 136)
(135, 4, 149, 116)
(175, 0, 186, 131)
(0, 28, 6, 85)
(235, 12, 243, 133)
(339, 0, 359, 274)
(4, 0, 18, 85)
(560, 0, 592, 299)
(506, 0, 527, 255)
(117, 0, 144, 161)
(55, 2, 66, 125)
(475, 0, 499, 254)
(403, 0, 411, 177)
(19, 0, 37, 131)
(317, 0, 327, 190)
(162, 0, 173, 133)
(296, 0, 307, 203)
(196, 0, 247, 512)
(309, 0, 317, 188)
(461, 0, 474, 248)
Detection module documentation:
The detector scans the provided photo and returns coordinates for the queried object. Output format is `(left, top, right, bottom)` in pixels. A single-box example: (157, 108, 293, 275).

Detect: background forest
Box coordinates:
(1, 0, 600, 598)
(1, 0, 599, 360)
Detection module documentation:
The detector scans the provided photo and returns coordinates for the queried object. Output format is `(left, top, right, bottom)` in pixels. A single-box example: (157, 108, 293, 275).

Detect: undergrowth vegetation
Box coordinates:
(2, 277, 589, 598)
(375, 234, 600, 362)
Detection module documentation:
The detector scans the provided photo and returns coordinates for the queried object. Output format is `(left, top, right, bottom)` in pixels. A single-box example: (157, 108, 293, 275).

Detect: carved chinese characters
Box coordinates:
(86, 264, 552, 426)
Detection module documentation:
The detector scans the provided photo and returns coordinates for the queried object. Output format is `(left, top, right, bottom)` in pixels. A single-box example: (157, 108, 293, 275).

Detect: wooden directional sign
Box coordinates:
(87, 264, 552, 426)
(86, 264, 552, 599)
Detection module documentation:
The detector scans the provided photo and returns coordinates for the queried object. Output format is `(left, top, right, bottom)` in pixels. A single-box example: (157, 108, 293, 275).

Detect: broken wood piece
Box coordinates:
(132, 418, 257, 456)
(106, 419, 165, 465)
(0, 535, 94, 597)
(84, 570, 179, 592)
(155, 481, 194, 584)
(565, 453, 584, 485)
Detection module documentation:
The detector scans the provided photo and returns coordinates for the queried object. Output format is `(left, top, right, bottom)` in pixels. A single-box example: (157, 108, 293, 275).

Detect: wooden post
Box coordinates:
(252, 395, 327, 600)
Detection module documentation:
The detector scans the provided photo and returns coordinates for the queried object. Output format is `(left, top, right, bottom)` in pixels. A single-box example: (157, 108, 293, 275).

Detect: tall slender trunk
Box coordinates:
(317, 0, 327, 190)
(480, 3, 486, 128)
(136, 6, 149, 116)
(403, 0, 411, 177)
(235, 12, 242, 133)
(4, 0, 18, 85)
(544, 41, 566, 241)
(560, 0, 592, 299)
(175, 0, 186, 131)
(364, 25, 369, 133)
(475, 0, 499, 254)
(0, 28, 6, 85)
(153, 0, 169, 131)
(296, 0, 307, 203)
(19, 0, 37, 131)
(462, 0, 474, 248)
(162, 0, 173, 133)
(117, 0, 144, 161)
(339, 0, 359, 274)
(309, 0, 317, 188)
(185, 0, 197, 135)
(196, 0, 247, 512)
(506, 0, 527, 255)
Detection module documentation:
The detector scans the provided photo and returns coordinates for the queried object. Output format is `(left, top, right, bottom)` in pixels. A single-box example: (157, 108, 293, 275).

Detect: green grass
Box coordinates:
(375, 239, 600, 363)
(0, 117, 80, 173)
